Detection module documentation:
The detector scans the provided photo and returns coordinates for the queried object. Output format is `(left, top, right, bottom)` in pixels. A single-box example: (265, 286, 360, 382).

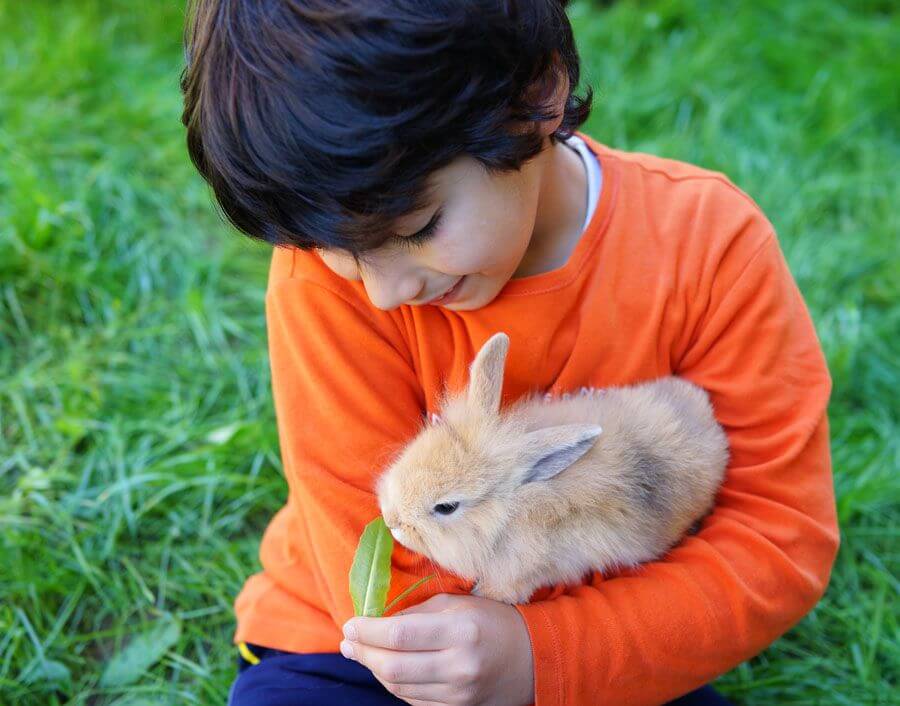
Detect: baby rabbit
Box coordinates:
(375, 332, 729, 605)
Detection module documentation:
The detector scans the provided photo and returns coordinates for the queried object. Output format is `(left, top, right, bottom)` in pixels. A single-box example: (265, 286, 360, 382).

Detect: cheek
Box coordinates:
(438, 243, 491, 275)
(480, 183, 539, 261)
(403, 521, 436, 557)
(442, 208, 532, 274)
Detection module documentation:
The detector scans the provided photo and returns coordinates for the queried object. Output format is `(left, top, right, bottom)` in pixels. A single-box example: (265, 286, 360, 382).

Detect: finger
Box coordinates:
(346, 611, 477, 651)
(373, 675, 443, 706)
(349, 641, 452, 684)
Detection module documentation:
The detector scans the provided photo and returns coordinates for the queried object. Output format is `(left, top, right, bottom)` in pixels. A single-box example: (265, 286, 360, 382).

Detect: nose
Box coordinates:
(317, 248, 426, 309)
(359, 260, 425, 310)
(362, 274, 424, 310)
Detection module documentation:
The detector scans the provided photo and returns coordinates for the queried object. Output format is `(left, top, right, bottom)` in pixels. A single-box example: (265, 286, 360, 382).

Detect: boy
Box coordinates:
(180, 1, 840, 705)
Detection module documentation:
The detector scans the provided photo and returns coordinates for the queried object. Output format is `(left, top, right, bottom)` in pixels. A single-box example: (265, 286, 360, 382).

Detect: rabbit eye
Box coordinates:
(432, 501, 459, 516)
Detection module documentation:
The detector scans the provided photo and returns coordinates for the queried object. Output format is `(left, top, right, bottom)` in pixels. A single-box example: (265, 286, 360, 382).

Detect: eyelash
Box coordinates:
(392, 209, 442, 249)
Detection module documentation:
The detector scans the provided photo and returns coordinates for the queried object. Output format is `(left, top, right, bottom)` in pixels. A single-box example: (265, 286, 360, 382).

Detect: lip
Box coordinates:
(426, 276, 465, 305)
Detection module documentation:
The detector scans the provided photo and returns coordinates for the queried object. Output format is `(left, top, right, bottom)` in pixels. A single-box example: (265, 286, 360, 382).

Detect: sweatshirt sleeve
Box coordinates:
(512, 231, 841, 706)
(263, 276, 464, 630)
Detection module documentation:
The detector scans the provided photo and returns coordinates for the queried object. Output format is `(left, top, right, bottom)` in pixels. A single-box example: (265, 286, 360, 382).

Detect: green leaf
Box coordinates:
(349, 516, 394, 617)
(100, 615, 181, 687)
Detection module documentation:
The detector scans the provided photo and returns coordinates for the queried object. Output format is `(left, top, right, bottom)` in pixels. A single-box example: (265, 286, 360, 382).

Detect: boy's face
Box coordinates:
(317, 133, 586, 312)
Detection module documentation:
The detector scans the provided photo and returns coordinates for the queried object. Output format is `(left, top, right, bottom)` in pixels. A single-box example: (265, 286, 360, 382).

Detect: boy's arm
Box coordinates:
(513, 230, 840, 706)
(261, 271, 469, 636)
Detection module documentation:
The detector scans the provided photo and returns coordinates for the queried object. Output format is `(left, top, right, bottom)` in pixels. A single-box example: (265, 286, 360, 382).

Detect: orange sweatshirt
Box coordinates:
(233, 131, 840, 706)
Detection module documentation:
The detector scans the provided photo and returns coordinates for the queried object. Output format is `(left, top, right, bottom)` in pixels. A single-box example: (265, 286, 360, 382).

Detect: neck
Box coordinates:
(513, 136, 588, 278)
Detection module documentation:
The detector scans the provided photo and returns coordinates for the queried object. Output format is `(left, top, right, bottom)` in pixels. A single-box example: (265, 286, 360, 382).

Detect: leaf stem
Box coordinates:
(384, 574, 437, 615)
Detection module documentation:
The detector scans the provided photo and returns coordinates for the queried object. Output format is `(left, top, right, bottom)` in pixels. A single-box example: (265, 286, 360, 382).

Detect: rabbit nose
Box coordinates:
(382, 512, 407, 544)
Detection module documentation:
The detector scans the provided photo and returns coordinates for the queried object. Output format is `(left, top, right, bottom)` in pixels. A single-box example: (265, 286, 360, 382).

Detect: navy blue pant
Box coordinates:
(228, 642, 733, 705)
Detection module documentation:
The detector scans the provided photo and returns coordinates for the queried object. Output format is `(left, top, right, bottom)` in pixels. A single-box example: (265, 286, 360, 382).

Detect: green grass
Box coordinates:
(1, 0, 896, 703)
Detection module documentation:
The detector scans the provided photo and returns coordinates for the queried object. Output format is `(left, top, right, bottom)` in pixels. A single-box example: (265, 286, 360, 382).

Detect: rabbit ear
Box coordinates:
(520, 424, 602, 484)
(466, 332, 510, 416)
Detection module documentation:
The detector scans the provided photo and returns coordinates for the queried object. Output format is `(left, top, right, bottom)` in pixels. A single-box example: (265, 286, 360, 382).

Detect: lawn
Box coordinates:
(1, 0, 897, 703)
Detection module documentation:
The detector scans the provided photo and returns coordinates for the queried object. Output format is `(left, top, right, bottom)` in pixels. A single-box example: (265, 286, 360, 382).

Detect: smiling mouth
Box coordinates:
(426, 276, 465, 305)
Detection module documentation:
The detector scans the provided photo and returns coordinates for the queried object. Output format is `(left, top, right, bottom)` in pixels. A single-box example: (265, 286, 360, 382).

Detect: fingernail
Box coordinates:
(343, 621, 358, 641)
(340, 640, 355, 659)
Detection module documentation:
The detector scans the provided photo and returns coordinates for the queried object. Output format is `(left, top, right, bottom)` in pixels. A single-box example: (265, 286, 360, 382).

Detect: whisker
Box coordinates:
(407, 525, 451, 596)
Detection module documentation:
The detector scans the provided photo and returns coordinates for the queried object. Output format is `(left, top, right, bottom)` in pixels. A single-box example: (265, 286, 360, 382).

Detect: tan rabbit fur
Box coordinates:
(375, 332, 729, 605)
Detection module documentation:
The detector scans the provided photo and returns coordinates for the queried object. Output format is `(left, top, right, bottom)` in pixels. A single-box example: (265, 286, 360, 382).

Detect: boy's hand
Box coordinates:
(341, 593, 535, 706)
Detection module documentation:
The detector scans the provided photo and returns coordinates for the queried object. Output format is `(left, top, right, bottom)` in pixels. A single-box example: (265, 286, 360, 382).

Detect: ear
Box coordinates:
(466, 332, 510, 416)
(509, 50, 570, 139)
(520, 424, 602, 484)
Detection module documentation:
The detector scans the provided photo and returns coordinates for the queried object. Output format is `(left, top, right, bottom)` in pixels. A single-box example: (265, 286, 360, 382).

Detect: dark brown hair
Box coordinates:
(180, 0, 593, 258)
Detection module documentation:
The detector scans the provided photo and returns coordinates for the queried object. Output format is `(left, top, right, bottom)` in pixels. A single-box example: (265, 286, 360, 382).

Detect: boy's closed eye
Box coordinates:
(392, 207, 444, 249)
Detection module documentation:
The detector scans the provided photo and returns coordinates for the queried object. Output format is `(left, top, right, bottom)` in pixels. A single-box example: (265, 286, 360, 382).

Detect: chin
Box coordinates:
(444, 282, 502, 310)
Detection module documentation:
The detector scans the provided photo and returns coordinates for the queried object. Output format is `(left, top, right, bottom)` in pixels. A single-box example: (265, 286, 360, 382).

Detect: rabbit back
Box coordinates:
(509, 376, 729, 573)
